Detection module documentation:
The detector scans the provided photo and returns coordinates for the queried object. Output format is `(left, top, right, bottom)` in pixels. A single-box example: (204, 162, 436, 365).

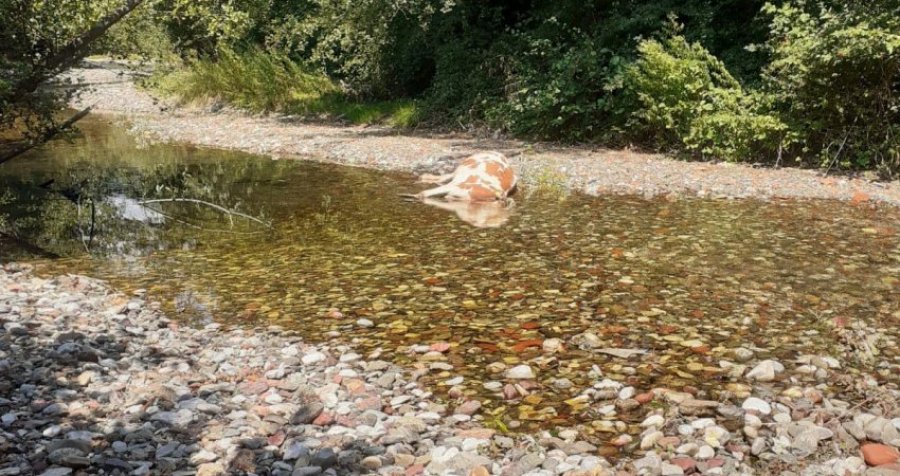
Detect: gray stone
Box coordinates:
(291, 467, 322, 476)
(48, 448, 89, 468)
(291, 402, 324, 425)
(283, 440, 310, 462)
(309, 448, 337, 468)
(38, 469, 73, 476)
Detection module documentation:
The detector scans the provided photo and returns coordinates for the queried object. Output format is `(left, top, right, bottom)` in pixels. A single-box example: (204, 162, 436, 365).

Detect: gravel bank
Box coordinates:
(2, 265, 899, 476)
(64, 61, 900, 206)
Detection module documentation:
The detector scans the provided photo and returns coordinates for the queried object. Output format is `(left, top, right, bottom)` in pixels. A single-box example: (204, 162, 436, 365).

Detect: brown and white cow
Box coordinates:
(406, 151, 517, 202)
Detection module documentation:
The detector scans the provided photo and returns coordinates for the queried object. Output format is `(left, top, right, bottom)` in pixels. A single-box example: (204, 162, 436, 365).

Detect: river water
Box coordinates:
(1, 116, 897, 439)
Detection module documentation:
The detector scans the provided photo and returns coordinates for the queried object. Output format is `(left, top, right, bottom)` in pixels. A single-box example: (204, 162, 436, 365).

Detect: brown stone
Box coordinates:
(456, 428, 496, 439)
(469, 466, 490, 476)
(635, 392, 654, 404)
(670, 457, 696, 472)
(405, 464, 425, 476)
(862, 443, 900, 467)
(267, 431, 285, 447)
(197, 463, 226, 476)
(229, 449, 256, 473)
(312, 411, 334, 426)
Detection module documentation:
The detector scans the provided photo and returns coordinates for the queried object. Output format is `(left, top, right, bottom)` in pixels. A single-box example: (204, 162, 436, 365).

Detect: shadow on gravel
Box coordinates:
(0, 268, 210, 476)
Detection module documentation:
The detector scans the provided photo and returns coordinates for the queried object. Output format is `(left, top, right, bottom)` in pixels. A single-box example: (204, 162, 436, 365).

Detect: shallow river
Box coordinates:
(1, 117, 898, 438)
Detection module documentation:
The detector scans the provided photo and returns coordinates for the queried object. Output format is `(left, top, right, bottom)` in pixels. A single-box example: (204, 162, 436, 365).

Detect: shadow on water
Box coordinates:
(1, 116, 898, 433)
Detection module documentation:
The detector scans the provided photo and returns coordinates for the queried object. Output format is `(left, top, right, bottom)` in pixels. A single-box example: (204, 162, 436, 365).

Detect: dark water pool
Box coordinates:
(1, 117, 898, 438)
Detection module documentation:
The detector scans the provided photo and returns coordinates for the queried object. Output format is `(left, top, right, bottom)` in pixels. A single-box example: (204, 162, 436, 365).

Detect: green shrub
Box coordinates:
(154, 49, 420, 126)
(622, 34, 790, 162)
(761, 1, 900, 175)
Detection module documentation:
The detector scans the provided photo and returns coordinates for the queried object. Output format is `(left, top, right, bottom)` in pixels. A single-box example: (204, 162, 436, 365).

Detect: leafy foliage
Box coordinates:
(1, 0, 146, 153)
(761, 1, 900, 174)
(621, 33, 790, 162)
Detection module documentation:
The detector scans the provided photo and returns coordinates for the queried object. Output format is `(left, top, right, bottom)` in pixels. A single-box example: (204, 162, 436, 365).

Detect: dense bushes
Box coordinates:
(620, 34, 790, 162)
(761, 1, 899, 174)
(97, 0, 899, 175)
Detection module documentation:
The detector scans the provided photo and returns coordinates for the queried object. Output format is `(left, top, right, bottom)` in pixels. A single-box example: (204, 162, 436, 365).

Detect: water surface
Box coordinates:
(1, 117, 898, 440)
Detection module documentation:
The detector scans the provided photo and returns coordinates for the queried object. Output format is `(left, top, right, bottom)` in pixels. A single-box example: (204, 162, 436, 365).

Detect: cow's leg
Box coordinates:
(418, 172, 455, 184)
(400, 183, 459, 202)
(419, 183, 459, 199)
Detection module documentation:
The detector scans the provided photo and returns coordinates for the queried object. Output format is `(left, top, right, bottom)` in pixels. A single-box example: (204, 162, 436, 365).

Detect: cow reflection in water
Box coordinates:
(422, 197, 514, 228)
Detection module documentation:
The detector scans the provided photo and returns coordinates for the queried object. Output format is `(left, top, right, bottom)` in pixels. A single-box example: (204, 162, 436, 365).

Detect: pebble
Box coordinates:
(741, 397, 771, 415)
(504, 365, 535, 379)
(301, 351, 327, 365)
(641, 431, 664, 449)
(641, 414, 665, 428)
(745, 360, 785, 382)
(661, 462, 685, 475)
(861, 444, 899, 466)
(696, 445, 715, 459)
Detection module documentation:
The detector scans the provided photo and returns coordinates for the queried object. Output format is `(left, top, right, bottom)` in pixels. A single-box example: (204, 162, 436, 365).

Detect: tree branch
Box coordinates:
(138, 198, 272, 228)
(8, 0, 146, 99)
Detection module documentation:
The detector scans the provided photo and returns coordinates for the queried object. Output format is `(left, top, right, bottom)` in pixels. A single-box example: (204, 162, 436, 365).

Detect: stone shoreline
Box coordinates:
(2, 265, 899, 476)
(64, 60, 900, 206)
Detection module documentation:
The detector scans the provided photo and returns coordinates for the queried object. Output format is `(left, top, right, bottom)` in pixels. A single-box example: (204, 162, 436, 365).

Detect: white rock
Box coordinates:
(594, 378, 623, 390)
(190, 449, 218, 464)
(640, 431, 664, 450)
(661, 462, 685, 476)
(744, 414, 763, 428)
(741, 397, 771, 415)
(504, 365, 535, 379)
(696, 445, 715, 459)
(542, 338, 562, 352)
(703, 426, 731, 448)
(746, 360, 784, 381)
(301, 351, 326, 365)
(691, 418, 716, 430)
(676, 443, 698, 455)
(280, 345, 299, 357)
(733, 347, 754, 362)
(641, 414, 665, 428)
(618, 386, 636, 400)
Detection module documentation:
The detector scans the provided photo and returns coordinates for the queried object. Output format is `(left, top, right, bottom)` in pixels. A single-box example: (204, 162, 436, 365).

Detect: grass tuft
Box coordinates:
(152, 49, 419, 127)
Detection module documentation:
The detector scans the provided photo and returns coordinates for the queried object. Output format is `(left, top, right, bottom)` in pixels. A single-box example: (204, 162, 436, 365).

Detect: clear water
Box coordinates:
(1, 117, 898, 442)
